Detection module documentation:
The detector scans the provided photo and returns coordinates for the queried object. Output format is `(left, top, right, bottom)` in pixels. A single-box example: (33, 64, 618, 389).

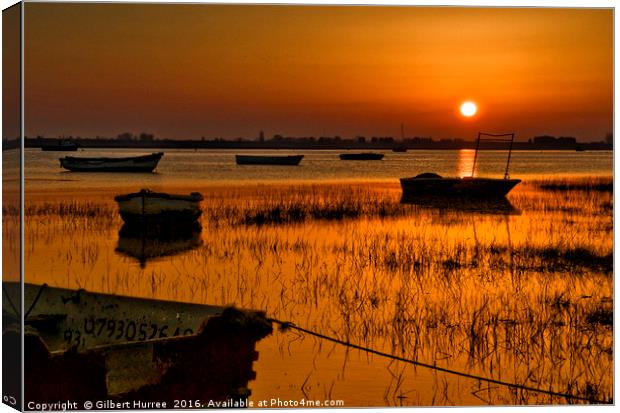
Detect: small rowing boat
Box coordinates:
(59, 152, 163, 172)
(235, 154, 304, 165)
(114, 189, 203, 223)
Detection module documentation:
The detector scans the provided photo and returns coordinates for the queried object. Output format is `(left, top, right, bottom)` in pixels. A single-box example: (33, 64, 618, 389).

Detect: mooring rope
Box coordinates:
(24, 283, 48, 318)
(2, 284, 19, 317)
(267, 318, 609, 404)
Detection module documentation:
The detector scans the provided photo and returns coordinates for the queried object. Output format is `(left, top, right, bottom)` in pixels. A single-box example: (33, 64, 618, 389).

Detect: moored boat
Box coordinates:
(59, 152, 163, 172)
(41, 140, 79, 151)
(400, 173, 521, 199)
(3, 282, 272, 404)
(235, 154, 304, 165)
(400, 132, 521, 199)
(392, 146, 407, 153)
(339, 152, 384, 160)
(114, 189, 203, 223)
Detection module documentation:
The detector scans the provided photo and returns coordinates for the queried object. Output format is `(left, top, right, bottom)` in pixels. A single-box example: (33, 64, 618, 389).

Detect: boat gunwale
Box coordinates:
(114, 190, 204, 202)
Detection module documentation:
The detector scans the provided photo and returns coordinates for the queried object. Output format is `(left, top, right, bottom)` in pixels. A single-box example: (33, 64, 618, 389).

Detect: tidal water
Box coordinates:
(23, 148, 613, 193)
(8, 147, 614, 406)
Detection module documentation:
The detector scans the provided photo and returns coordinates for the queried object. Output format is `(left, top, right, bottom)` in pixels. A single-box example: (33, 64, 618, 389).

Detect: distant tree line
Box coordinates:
(19, 130, 613, 151)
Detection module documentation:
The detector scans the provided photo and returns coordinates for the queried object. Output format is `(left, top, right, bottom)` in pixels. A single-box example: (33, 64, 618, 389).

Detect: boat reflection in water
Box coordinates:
(400, 194, 520, 216)
(114, 189, 204, 267)
(116, 221, 203, 267)
(3, 283, 272, 406)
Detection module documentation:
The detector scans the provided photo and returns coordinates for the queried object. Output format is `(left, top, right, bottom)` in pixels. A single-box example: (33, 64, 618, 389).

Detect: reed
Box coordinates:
(528, 176, 613, 192)
(20, 176, 613, 405)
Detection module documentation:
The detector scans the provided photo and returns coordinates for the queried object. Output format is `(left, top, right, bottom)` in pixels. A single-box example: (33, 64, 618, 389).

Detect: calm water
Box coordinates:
(11, 148, 614, 406)
(23, 148, 613, 192)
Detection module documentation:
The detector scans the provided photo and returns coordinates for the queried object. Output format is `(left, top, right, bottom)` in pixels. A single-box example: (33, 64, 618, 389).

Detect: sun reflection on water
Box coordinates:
(457, 149, 476, 178)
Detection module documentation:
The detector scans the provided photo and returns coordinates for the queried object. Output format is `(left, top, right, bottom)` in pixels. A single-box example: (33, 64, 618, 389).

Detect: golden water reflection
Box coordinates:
(21, 179, 613, 405)
(457, 149, 476, 178)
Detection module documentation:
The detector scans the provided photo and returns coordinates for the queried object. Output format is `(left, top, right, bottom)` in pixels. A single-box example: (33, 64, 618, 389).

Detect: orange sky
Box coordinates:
(2, 3, 20, 140)
(24, 4, 612, 141)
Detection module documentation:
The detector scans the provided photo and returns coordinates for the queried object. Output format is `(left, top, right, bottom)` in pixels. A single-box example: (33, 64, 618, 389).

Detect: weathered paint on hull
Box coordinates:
(3, 283, 272, 404)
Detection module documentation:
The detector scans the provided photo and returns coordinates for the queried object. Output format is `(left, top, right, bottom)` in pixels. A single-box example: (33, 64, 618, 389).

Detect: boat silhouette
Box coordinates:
(60, 152, 163, 172)
(116, 222, 202, 267)
(115, 189, 203, 224)
(400, 132, 521, 199)
(41, 139, 78, 152)
(235, 154, 303, 165)
(339, 152, 384, 160)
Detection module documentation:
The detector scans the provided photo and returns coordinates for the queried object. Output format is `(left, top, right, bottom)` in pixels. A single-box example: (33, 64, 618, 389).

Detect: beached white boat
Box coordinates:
(59, 152, 163, 172)
(114, 189, 203, 223)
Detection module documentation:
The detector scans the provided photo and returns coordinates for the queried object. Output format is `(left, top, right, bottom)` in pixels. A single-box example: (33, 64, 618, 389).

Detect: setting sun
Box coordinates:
(2, 3, 614, 409)
(460, 101, 478, 117)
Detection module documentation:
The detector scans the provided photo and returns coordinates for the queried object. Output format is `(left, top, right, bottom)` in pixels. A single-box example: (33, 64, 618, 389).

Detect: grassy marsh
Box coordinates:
(21, 176, 613, 405)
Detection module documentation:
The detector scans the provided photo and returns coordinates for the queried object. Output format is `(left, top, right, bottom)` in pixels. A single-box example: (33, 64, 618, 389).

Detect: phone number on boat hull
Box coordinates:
(63, 318, 194, 347)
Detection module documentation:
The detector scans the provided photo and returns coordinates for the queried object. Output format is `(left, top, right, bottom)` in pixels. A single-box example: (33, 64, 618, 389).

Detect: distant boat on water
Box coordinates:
(400, 132, 521, 199)
(41, 140, 78, 151)
(235, 154, 303, 165)
(392, 146, 407, 153)
(339, 153, 384, 160)
(115, 189, 203, 224)
(59, 152, 163, 172)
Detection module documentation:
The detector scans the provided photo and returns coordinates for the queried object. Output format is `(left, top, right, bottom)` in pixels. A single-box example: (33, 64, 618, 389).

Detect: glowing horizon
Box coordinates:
(23, 4, 613, 141)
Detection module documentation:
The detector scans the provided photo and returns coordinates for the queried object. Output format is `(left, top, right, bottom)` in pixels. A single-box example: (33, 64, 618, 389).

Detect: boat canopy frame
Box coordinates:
(471, 132, 515, 179)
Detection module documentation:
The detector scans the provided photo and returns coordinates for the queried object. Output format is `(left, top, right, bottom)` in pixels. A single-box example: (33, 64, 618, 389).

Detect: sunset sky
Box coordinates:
(24, 3, 612, 141)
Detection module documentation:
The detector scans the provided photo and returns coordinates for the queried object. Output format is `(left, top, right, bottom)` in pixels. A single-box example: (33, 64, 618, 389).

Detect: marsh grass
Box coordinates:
(25, 201, 117, 218)
(529, 176, 613, 192)
(22, 177, 613, 405)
